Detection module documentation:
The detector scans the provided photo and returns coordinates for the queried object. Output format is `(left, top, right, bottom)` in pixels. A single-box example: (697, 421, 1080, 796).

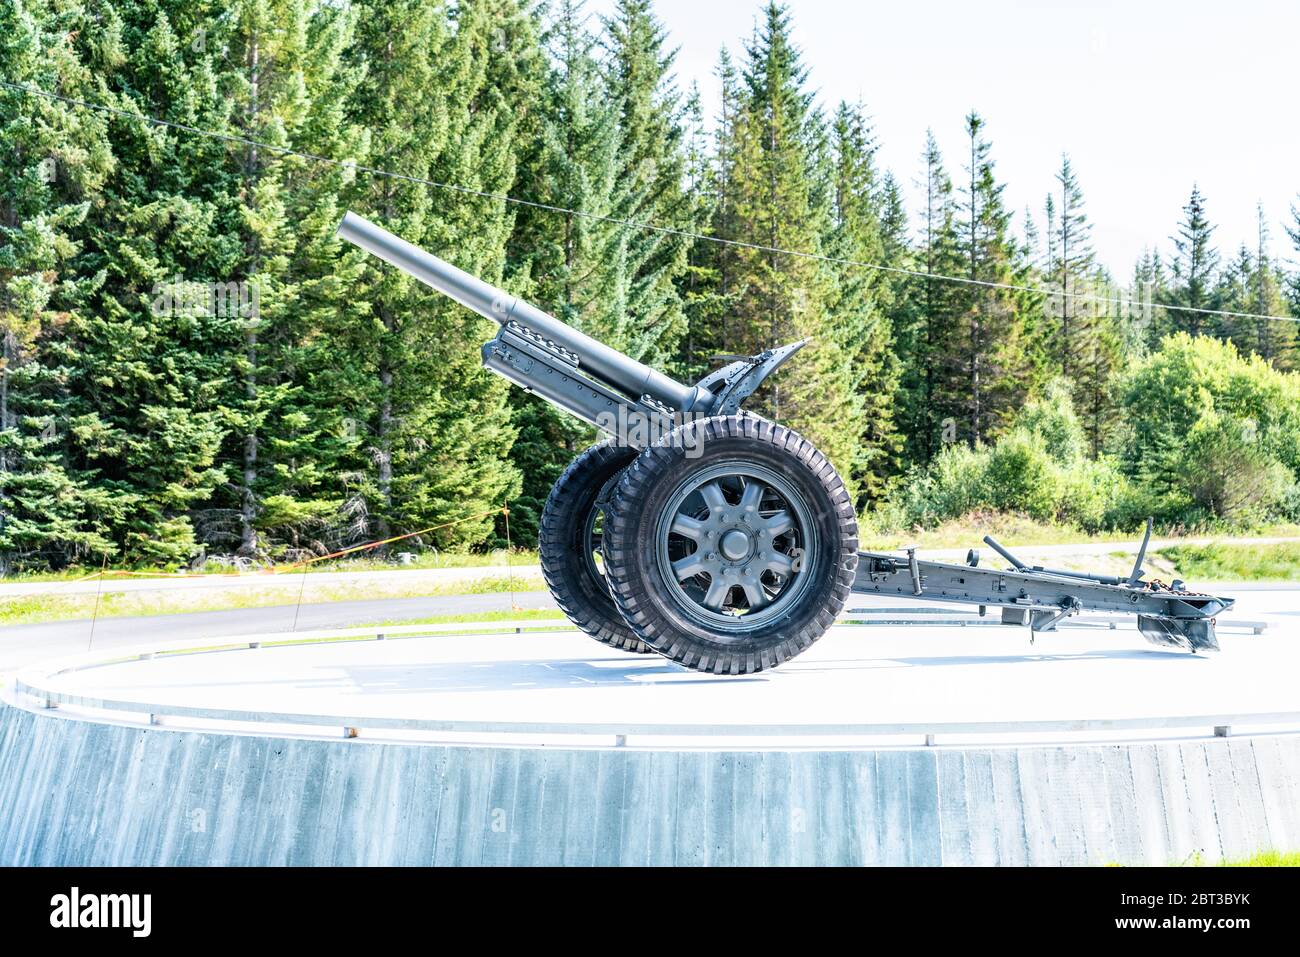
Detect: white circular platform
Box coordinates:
(4, 604, 1299, 866)
(11, 613, 1300, 746)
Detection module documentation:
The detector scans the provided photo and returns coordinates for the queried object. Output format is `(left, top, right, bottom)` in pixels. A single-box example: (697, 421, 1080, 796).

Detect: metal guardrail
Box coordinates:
(6, 617, 1294, 748)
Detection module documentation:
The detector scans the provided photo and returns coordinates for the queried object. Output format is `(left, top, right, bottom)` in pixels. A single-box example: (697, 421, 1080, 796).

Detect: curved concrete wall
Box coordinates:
(1, 702, 1297, 866)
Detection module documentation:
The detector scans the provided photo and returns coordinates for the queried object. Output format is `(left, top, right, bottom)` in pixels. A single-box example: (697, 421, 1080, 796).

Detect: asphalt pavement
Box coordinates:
(0, 590, 559, 671)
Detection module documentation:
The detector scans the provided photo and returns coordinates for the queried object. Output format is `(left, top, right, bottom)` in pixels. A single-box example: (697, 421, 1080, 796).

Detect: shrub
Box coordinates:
(1175, 412, 1293, 522)
(1119, 333, 1300, 480)
(896, 443, 988, 528)
(1058, 455, 1129, 532)
(1016, 379, 1086, 465)
(889, 429, 1132, 532)
(982, 431, 1060, 520)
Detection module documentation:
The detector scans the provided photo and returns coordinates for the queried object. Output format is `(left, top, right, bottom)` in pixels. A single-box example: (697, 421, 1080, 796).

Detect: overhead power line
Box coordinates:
(4, 79, 1298, 326)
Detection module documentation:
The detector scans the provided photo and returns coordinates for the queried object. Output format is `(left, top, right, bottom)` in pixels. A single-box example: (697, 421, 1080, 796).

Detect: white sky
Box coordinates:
(588, 0, 1300, 277)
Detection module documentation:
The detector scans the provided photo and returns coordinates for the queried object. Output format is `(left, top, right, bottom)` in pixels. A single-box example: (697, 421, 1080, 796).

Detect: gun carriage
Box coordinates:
(339, 211, 1232, 674)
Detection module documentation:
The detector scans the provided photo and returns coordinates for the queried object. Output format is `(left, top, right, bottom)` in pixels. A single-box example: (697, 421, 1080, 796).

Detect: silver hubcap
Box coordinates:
(720, 528, 751, 561)
(655, 462, 817, 632)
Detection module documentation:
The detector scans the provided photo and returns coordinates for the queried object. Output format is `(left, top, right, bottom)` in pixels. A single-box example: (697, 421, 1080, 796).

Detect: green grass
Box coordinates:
(1113, 848, 1300, 867)
(859, 512, 1300, 552)
(859, 512, 1119, 550)
(1160, 542, 1300, 581)
(1217, 850, 1300, 867)
(0, 572, 547, 628)
(0, 546, 541, 584)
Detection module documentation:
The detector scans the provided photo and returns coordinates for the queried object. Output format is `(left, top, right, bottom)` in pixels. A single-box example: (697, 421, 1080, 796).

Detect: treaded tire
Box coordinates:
(601, 415, 858, 674)
(540, 441, 653, 654)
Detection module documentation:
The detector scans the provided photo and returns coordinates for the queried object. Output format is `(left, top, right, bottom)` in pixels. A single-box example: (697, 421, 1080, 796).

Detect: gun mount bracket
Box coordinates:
(698, 339, 810, 415)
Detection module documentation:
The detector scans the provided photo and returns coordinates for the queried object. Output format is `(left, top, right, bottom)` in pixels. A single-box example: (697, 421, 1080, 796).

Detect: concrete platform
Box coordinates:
(3, 616, 1299, 865)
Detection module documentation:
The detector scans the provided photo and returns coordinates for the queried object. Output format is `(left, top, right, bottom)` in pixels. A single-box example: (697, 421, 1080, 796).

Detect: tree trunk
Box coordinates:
(238, 30, 261, 557)
(375, 305, 395, 543)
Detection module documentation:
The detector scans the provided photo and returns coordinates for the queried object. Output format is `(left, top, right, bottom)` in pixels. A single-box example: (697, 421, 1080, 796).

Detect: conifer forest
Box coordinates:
(3, 0, 1300, 572)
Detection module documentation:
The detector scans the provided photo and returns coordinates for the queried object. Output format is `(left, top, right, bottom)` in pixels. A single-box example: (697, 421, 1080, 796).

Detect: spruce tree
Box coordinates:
(1132, 248, 1170, 349)
(218, 0, 368, 559)
(344, 0, 527, 548)
(600, 0, 700, 365)
(0, 0, 117, 571)
(60, 0, 241, 564)
(1071, 268, 1125, 457)
(1048, 155, 1093, 380)
(1168, 184, 1220, 338)
(1288, 199, 1300, 328)
(896, 131, 963, 465)
(675, 83, 721, 383)
(680, 48, 743, 380)
(1246, 204, 1294, 368)
(955, 111, 1029, 445)
(715, 1, 861, 485)
(505, 0, 630, 538)
(824, 101, 900, 506)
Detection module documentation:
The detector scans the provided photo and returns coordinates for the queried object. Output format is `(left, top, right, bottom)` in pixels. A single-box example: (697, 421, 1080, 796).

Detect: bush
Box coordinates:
(1175, 412, 1293, 522)
(890, 429, 1132, 532)
(896, 443, 988, 528)
(983, 431, 1061, 520)
(1059, 456, 1130, 532)
(1119, 333, 1300, 483)
(1016, 379, 1086, 465)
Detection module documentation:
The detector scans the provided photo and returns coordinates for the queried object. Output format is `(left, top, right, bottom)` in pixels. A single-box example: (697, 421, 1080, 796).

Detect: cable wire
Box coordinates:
(4, 78, 1298, 326)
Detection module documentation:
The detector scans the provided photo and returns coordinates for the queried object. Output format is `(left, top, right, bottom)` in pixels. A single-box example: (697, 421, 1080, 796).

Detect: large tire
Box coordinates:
(601, 415, 858, 674)
(540, 441, 652, 654)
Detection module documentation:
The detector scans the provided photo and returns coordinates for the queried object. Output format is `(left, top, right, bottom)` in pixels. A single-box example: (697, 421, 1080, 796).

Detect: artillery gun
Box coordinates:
(338, 211, 1233, 674)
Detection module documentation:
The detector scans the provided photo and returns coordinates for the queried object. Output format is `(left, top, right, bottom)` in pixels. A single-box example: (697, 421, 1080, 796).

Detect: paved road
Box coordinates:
(0, 591, 558, 671)
(2, 580, 1292, 673)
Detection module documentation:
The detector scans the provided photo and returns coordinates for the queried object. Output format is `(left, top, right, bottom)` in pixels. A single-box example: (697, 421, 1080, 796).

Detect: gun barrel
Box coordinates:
(337, 211, 709, 413)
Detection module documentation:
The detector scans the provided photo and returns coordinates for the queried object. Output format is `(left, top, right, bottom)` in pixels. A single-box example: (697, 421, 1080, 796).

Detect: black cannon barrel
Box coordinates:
(337, 211, 711, 413)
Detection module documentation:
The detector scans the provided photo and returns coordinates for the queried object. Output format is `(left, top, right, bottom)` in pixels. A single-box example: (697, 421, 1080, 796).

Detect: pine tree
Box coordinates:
(896, 131, 963, 465)
(1048, 155, 1093, 380)
(824, 101, 900, 506)
(344, 0, 527, 548)
(1168, 184, 1220, 338)
(0, 0, 117, 571)
(600, 0, 700, 365)
(955, 111, 1029, 445)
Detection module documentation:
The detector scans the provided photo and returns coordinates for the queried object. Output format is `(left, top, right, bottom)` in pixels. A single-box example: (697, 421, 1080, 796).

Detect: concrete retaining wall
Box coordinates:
(2, 701, 1297, 866)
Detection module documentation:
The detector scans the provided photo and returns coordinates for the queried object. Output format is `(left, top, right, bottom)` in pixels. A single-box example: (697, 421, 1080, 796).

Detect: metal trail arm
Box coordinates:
(852, 545, 1233, 653)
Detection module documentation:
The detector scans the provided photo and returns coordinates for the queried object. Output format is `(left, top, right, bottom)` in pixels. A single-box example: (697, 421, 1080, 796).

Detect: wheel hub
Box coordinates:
(719, 528, 752, 562)
(655, 461, 817, 631)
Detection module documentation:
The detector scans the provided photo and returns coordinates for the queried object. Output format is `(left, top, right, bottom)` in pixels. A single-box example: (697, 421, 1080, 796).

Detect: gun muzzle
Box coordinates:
(337, 211, 711, 414)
